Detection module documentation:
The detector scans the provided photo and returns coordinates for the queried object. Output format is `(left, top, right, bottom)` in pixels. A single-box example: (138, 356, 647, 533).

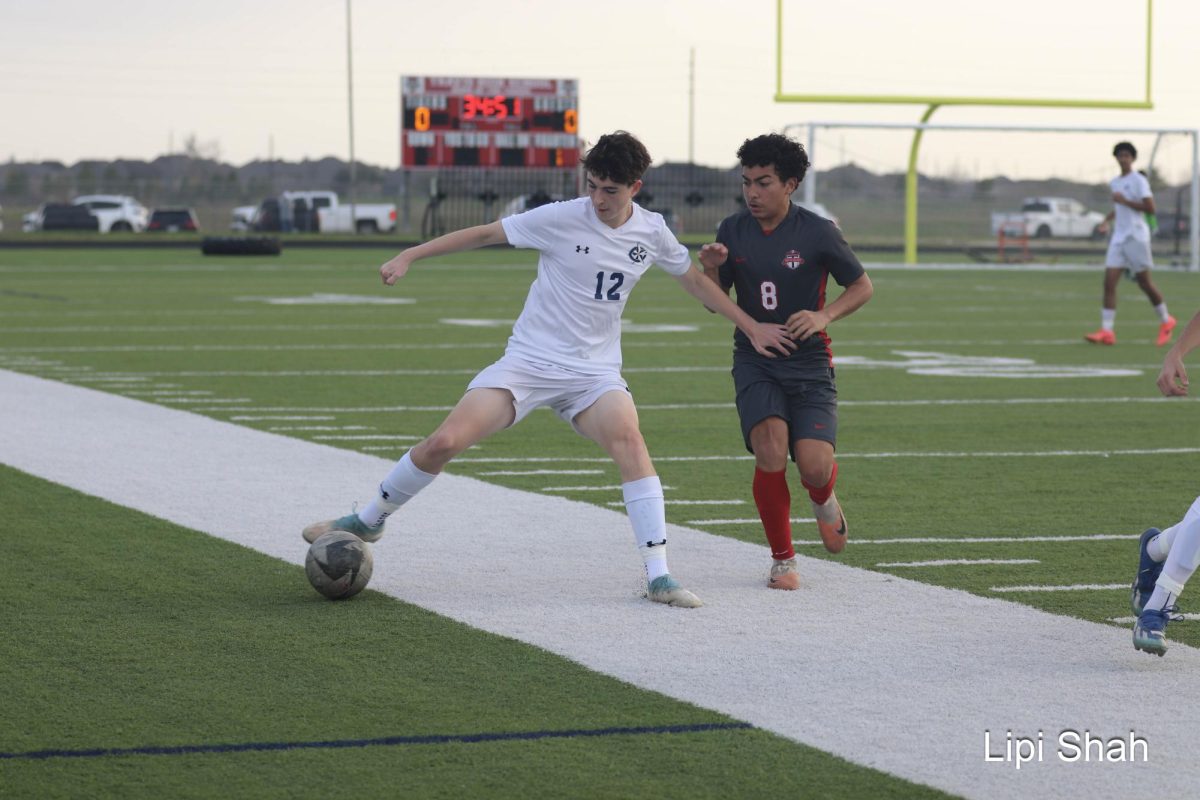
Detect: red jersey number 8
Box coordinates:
(760, 281, 778, 310)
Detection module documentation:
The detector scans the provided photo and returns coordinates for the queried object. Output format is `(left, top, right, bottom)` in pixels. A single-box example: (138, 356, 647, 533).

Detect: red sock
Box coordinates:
(802, 462, 838, 506)
(753, 468, 794, 560)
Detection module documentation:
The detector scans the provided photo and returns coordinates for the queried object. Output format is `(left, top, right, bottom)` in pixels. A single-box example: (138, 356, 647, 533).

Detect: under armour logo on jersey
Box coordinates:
(628, 244, 648, 263)
(576, 245, 590, 253)
(782, 250, 805, 270)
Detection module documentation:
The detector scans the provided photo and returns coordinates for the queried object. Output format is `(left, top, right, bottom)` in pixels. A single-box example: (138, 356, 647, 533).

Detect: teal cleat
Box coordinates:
(648, 574, 703, 608)
(1133, 605, 1181, 657)
(302, 513, 384, 544)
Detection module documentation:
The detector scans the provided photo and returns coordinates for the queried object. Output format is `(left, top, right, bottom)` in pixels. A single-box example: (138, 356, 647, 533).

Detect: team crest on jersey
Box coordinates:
(782, 250, 805, 270)
(628, 244, 648, 263)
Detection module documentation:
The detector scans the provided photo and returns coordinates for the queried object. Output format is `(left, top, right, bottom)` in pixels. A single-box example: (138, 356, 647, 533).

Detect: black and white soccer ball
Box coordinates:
(305, 531, 374, 600)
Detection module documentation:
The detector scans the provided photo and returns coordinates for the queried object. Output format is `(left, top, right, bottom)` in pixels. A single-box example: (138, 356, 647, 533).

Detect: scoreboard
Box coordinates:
(401, 76, 579, 169)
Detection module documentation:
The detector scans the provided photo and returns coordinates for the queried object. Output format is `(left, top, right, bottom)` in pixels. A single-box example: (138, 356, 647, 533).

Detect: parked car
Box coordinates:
(147, 208, 200, 232)
(72, 194, 150, 233)
(990, 197, 1106, 239)
(794, 199, 840, 228)
(39, 203, 100, 232)
(230, 205, 258, 232)
(22, 206, 43, 232)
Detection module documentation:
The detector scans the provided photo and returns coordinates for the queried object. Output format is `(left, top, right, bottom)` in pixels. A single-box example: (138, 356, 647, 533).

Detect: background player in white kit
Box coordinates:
(1084, 141, 1175, 347)
(303, 131, 795, 607)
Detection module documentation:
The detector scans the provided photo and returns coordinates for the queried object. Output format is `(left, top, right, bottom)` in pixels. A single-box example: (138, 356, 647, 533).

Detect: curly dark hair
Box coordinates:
(1113, 141, 1138, 159)
(737, 133, 809, 184)
(582, 131, 652, 185)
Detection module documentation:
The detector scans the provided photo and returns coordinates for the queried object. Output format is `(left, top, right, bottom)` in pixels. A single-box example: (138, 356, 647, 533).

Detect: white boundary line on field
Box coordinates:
(990, 583, 1128, 593)
(876, 559, 1041, 568)
(2, 368, 1197, 800)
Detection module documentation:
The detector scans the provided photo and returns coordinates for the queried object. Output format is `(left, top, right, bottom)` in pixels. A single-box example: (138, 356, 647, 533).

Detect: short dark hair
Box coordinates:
(582, 131, 651, 185)
(1113, 141, 1138, 159)
(737, 133, 809, 184)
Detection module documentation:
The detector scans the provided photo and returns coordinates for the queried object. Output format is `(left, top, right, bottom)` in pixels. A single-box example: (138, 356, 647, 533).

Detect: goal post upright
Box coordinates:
(773, 0, 1165, 264)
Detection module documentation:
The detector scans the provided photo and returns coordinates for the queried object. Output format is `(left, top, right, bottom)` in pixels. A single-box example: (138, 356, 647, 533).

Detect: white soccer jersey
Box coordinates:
(1110, 171, 1153, 243)
(499, 196, 691, 373)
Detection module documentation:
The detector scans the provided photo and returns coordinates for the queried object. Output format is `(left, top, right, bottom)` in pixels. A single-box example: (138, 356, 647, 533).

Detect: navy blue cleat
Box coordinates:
(1133, 604, 1181, 657)
(1130, 527, 1164, 616)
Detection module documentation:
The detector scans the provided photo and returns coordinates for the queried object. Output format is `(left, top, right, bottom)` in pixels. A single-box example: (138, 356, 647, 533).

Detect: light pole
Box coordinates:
(346, 0, 357, 235)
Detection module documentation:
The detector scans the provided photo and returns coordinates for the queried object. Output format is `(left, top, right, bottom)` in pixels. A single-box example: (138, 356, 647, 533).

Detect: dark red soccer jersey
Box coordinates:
(716, 204, 865, 366)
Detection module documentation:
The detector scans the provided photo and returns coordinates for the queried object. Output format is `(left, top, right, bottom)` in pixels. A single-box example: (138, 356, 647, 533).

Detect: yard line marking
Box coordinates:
(479, 469, 606, 476)
(795, 534, 1139, 546)
(541, 485, 675, 492)
(180, 396, 1200, 414)
(312, 435, 421, 441)
(230, 416, 337, 421)
(159, 398, 252, 405)
(875, 559, 1041, 568)
(449, 447, 1200, 464)
(0, 342, 505, 354)
(607, 500, 747, 507)
(990, 583, 1127, 593)
(3, 368, 1199, 799)
(690, 517, 816, 525)
(125, 390, 214, 397)
(267, 426, 373, 432)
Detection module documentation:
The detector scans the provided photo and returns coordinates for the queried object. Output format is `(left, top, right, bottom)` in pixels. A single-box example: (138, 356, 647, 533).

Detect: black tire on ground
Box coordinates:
(1035, 224, 1052, 239)
(356, 220, 379, 234)
(200, 236, 282, 256)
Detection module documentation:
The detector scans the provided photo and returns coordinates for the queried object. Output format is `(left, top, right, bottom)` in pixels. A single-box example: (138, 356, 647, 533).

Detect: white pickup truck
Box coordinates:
(990, 197, 1107, 239)
(257, 190, 396, 234)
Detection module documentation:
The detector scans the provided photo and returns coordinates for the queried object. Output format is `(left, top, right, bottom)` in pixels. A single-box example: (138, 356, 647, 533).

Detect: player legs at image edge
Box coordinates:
(1130, 307, 1200, 655)
(1131, 500, 1200, 656)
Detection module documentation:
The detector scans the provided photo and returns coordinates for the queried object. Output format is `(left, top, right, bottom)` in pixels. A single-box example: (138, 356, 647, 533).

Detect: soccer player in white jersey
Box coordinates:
(302, 131, 795, 607)
(1084, 141, 1175, 347)
(1130, 306, 1200, 655)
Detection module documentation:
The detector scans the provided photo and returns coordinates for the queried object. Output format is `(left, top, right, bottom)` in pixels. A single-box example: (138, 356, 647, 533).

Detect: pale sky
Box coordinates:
(3, 0, 1198, 183)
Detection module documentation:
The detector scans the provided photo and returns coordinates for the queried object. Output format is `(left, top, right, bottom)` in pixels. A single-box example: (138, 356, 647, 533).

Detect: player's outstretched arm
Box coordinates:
(380, 220, 508, 285)
(696, 243, 732, 314)
(674, 265, 795, 358)
(1158, 309, 1200, 396)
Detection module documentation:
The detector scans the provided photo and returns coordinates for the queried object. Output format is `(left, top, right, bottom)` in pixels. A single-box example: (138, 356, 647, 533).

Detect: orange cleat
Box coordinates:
(1157, 315, 1177, 347)
(813, 493, 847, 553)
(1084, 329, 1116, 345)
(768, 558, 800, 590)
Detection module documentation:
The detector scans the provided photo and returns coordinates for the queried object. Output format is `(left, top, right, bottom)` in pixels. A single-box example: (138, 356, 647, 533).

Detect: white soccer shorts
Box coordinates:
(466, 354, 630, 432)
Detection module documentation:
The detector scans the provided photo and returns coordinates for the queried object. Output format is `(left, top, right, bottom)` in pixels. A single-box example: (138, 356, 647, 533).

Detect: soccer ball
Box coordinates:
(305, 531, 374, 600)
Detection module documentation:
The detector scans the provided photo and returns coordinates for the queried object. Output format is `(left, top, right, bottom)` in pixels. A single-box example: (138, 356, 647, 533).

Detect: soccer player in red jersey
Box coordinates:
(700, 134, 873, 590)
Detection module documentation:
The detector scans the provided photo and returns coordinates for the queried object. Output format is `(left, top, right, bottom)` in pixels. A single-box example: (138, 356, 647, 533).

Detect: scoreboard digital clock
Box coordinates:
(401, 76, 580, 168)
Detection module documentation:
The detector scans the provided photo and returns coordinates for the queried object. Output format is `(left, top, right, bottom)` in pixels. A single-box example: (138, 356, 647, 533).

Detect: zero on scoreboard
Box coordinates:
(401, 76, 580, 168)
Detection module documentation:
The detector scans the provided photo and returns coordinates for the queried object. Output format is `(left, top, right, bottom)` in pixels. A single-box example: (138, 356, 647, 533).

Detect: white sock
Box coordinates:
(1154, 302, 1170, 323)
(1158, 497, 1200, 598)
(357, 451, 436, 528)
(1149, 526, 1178, 562)
(1100, 308, 1116, 331)
(623, 476, 670, 582)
